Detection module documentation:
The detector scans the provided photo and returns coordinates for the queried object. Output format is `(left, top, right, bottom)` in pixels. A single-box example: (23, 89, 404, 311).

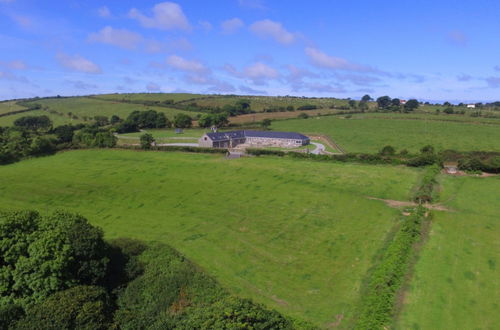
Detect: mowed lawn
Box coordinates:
(0, 150, 419, 327)
(398, 175, 500, 329)
(272, 114, 500, 153)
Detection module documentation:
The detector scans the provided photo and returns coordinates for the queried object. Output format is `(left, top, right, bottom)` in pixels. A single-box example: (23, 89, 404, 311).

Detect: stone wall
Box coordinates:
(246, 137, 308, 148)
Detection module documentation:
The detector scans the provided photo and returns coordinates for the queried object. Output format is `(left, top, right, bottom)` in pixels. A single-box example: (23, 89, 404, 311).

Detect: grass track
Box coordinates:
(0, 150, 419, 327)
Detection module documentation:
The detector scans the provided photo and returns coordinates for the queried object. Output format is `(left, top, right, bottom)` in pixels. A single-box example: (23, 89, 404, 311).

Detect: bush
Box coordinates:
(297, 113, 309, 119)
(246, 148, 285, 157)
(379, 145, 396, 156)
(413, 165, 441, 203)
(15, 286, 113, 330)
(297, 104, 317, 110)
(140, 133, 155, 150)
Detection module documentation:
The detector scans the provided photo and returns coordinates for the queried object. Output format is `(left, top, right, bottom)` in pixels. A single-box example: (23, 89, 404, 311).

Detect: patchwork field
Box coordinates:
(398, 175, 500, 329)
(272, 113, 500, 153)
(0, 150, 420, 327)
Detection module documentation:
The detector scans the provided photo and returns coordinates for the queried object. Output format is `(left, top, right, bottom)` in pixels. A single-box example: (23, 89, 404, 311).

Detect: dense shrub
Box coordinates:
(13, 115, 52, 131)
(246, 148, 285, 156)
(297, 104, 317, 110)
(413, 165, 441, 203)
(14, 286, 113, 330)
(114, 243, 296, 329)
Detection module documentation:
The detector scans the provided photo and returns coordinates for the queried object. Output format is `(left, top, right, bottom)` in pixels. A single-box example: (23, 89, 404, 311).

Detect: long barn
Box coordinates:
(198, 130, 310, 148)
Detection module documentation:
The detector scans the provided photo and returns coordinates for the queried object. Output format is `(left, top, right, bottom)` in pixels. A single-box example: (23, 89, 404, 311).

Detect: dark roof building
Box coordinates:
(199, 130, 310, 148)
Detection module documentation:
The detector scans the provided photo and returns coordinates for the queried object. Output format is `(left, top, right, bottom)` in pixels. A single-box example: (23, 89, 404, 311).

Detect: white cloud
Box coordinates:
(166, 55, 207, 73)
(56, 53, 101, 74)
(129, 2, 190, 31)
(305, 47, 375, 72)
(244, 62, 279, 80)
(249, 19, 295, 45)
(221, 18, 244, 34)
(98, 6, 111, 18)
(225, 62, 279, 85)
(88, 26, 143, 50)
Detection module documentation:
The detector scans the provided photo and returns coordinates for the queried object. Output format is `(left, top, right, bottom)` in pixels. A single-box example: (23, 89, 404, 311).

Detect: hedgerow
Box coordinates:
(413, 165, 441, 203)
(355, 207, 427, 329)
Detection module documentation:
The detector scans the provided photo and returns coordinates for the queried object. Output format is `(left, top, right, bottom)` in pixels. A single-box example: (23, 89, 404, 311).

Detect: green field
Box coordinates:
(95, 92, 206, 103)
(272, 113, 500, 153)
(119, 128, 209, 138)
(31, 97, 201, 121)
(0, 101, 26, 115)
(0, 150, 420, 327)
(0, 109, 77, 127)
(398, 175, 500, 329)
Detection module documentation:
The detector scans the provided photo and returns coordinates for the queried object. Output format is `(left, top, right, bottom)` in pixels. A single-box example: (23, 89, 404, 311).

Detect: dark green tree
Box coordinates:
(376, 96, 392, 109)
(13, 115, 52, 131)
(404, 99, 419, 111)
(0, 211, 110, 307)
(261, 119, 272, 129)
(174, 114, 192, 128)
(361, 94, 373, 102)
(140, 133, 155, 149)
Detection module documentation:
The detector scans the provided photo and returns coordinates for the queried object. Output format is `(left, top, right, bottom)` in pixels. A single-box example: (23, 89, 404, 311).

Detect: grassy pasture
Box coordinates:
(181, 95, 352, 112)
(0, 109, 77, 127)
(29, 97, 201, 121)
(272, 113, 500, 153)
(398, 175, 500, 329)
(0, 100, 26, 115)
(95, 93, 206, 103)
(0, 150, 419, 327)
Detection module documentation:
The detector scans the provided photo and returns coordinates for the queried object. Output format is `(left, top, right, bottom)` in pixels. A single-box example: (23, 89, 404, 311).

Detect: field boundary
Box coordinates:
(0, 107, 34, 118)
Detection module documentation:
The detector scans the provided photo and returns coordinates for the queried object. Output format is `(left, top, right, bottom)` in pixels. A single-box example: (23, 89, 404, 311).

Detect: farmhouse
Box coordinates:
(467, 104, 476, 108)
(199, 130, 310, 148)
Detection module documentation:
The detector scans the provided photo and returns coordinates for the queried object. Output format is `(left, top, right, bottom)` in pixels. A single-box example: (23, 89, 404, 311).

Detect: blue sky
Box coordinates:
(1, 0, 500, 102)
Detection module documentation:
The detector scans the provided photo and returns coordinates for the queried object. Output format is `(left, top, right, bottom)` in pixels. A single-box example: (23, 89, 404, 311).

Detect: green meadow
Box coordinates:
(272, 113, 500, 153)
(0, 101, 26, 115)
(31, 97, 201, 121)
(398, 175, 500, 329)
(0, 149, 419, 327)
(0, 109, 76, 127)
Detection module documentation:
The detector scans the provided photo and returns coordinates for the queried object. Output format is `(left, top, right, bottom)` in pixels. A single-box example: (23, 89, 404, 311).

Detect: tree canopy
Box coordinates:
(0, 210, 110, 307)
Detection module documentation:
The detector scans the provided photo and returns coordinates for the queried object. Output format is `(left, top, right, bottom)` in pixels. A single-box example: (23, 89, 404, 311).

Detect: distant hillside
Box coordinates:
(0, 93, 356, 127)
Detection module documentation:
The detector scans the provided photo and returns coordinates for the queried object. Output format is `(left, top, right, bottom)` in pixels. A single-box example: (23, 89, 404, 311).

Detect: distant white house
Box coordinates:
(400, 100, 407, 105)
(467, 104, 476, 108)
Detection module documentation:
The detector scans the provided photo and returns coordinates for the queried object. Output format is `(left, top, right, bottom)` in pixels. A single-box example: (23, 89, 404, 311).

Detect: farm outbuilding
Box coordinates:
(199, 130, 310, 148)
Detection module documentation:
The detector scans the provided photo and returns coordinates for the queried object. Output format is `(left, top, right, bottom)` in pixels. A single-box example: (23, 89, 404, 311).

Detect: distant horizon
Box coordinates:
(1, 91, 494, 106)
(2, 1, 500, 102)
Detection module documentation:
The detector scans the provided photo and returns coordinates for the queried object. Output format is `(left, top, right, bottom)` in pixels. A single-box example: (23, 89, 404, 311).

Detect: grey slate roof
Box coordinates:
(206, 130, 309, 141)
